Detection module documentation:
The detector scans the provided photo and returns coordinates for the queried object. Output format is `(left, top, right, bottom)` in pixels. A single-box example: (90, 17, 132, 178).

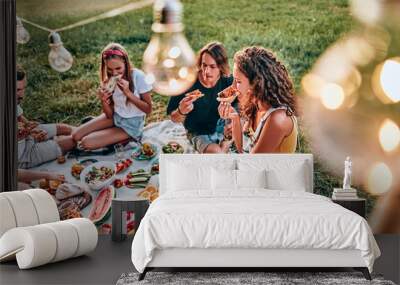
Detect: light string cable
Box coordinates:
(19, 0, 154, 33)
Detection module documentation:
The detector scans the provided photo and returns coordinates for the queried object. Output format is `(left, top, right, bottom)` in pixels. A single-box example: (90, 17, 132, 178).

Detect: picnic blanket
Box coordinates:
(31, 120, 195, 234)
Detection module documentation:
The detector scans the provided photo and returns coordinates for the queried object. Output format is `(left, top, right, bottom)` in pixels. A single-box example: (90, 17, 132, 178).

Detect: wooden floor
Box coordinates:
(0, 235, 398, 285)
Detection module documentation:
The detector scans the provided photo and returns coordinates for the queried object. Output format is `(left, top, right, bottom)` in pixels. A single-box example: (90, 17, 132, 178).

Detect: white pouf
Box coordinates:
(0, 196, 17, 237)
(1, 191, 39, 227)
(65, 218, 98, 258)
(42, 221, 79, 262)
(24, 189, 60, 223)
(0, 218, 98, 269)
(0, 225, 57, 269)
(0, 190, 98, 269)
(0, 189, 59, 238)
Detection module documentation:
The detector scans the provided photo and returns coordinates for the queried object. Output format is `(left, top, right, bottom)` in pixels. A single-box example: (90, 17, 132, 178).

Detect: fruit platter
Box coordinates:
(124, 169, 151, 189)
(162, 141, 184, 154)
(131, 142, 157, 160)
(80, 161, 116, 191)
(115, 158, 133, 174)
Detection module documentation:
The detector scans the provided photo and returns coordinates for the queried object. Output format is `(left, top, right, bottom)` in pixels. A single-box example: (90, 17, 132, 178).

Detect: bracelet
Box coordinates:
(177, 106, 188, 116)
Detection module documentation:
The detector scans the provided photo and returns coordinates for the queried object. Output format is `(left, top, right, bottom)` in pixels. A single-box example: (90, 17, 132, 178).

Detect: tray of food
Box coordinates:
(115, 158, 133, 174)
(162, 141, 184, 154)
(123, 169, 151, 189)
(131, 143, 157, 160)
(80, 161, 116, 191)
(137, 185, 159, 202)
(71, 159, 98, 179)
(56, 183, 93, 220)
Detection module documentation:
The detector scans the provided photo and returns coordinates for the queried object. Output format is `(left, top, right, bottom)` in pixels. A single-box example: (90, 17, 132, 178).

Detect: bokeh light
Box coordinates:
(373, 58, 400, 104)
(378, 119, 400, 152)
(320, 83, 345, 110)
(302, 0, 400, 207)
(367, 162, 393, 195)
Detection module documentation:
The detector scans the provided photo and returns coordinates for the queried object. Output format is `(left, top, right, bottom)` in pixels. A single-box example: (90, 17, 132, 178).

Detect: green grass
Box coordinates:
(16, 0, 376, 215)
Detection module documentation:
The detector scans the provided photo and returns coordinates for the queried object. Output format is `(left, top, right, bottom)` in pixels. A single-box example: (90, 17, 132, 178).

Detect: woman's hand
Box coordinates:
(97, 87, 112, 105)
(117, 78, 130, 95)
(218, 102, 239, 120)
(178, 96, 196, 115)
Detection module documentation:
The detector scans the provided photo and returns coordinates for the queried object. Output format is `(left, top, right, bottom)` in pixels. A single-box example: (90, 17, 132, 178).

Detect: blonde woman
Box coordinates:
(73, 43, 152, 150)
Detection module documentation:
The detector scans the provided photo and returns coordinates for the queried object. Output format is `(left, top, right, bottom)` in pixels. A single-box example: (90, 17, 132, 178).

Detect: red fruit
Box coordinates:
(113, 179, 123, 188)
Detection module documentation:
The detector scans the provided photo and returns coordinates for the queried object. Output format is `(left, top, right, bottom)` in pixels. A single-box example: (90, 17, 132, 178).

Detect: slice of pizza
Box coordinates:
(185, 89, 204, 100)
(104, 75, 122, 93)
(217, 85, 238, 103)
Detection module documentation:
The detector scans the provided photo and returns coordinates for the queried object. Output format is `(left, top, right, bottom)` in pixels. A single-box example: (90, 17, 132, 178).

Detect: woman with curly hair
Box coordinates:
(219, 46, 298, 153)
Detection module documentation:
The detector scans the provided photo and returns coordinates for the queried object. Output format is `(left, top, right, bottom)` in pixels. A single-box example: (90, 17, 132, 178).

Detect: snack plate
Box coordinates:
(80, 161, 116, 191)
(162, 141, 184, 154)
(132, 143, 158, 160)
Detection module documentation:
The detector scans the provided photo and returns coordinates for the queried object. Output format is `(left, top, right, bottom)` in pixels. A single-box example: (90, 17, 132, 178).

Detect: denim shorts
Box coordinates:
(187, 131, 223, 153)
(113, 113, 145, 141)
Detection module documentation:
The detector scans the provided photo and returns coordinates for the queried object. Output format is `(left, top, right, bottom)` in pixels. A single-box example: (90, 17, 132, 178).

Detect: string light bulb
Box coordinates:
(48, 32, 73, 72)
(142, 0, 197, 96)
(16, 17, 30, 44)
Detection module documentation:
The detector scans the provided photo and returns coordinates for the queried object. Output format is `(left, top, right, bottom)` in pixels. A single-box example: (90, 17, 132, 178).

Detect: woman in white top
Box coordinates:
(219, 46, 299, 153)
(72, 43, 153, 150)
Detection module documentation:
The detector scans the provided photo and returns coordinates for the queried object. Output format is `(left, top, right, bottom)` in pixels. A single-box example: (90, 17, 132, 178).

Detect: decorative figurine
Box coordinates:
(343, 156, 352, 190)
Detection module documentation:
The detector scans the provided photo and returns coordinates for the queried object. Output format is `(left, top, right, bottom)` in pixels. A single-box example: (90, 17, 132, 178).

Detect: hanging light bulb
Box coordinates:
(142, 0, 197, 96)
(48, 32, 73, 72)
(16, 17, 30, 44)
